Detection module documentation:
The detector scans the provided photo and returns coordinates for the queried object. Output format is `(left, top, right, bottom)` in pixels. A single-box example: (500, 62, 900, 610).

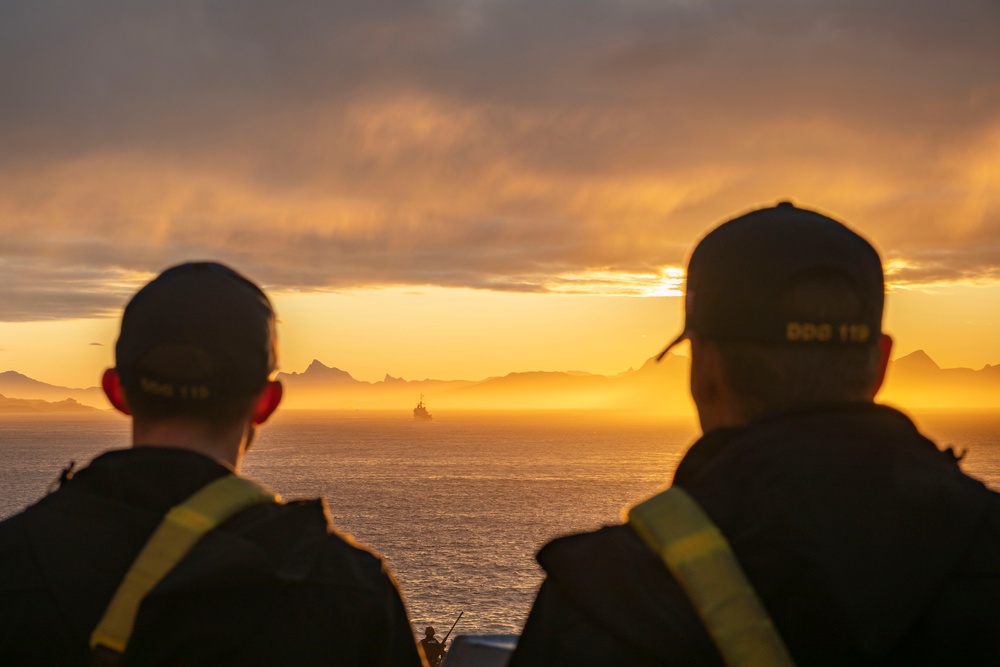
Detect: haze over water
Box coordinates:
(2, 409, 998, 636)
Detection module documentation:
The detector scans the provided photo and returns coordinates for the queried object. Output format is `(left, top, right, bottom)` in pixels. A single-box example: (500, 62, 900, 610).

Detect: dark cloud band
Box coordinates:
(1, 0, 998, 321)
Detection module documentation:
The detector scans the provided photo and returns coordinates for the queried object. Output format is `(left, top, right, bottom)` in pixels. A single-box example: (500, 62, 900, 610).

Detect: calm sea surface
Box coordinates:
(1, 409, 998, 637)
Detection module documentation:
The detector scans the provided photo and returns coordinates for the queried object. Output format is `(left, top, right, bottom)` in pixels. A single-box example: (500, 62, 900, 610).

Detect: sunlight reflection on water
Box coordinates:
(1, 409, 998, 636)
(243, 411, 693, 635)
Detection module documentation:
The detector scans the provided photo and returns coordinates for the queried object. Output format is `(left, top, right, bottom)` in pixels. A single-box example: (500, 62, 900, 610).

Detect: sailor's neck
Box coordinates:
(131, 417, 249, 471)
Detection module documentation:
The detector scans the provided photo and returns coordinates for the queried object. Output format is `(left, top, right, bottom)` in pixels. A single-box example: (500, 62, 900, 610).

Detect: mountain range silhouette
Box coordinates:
(2, 350, 997, 414)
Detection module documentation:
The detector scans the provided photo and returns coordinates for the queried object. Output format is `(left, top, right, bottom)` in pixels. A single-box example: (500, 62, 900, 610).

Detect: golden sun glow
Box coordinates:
(0, 1, 998, 411)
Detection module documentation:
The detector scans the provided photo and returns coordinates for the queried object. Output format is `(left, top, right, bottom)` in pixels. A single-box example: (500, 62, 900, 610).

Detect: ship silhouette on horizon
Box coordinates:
(414, 395, 433, 420)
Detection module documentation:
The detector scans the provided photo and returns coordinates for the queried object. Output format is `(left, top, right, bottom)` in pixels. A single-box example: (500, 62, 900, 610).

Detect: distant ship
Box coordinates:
(413, 395, 433, 421)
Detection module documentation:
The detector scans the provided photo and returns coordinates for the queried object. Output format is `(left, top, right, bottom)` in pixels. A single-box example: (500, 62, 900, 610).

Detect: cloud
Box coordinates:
(0, 253, 143, 322)
(1, 0, 998, 321)
(886, 243, 1000, 287)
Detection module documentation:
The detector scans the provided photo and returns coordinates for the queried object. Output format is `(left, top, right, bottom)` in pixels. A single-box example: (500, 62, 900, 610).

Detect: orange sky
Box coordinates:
(1, 2, 999, 388)
(2, 281, 1000, 390)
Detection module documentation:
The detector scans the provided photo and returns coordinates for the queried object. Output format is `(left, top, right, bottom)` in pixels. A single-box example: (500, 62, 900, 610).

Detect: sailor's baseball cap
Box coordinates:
(115, 262, 277, 401)
(657, 201, 884, 361)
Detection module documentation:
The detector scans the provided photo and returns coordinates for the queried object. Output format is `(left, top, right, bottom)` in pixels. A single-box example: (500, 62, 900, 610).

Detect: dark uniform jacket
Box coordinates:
(511, 404, 1000, 665)
(419, 636, 445, 665)
(0, 447, 424, 666)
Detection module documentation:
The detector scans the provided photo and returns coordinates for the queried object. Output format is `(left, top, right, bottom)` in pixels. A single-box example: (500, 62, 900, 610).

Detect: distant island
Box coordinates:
(3, 350, 996, 414)
(0, 371, 105, 408)
(880, 350, 1000, 410)
(0, 393, 100, 414)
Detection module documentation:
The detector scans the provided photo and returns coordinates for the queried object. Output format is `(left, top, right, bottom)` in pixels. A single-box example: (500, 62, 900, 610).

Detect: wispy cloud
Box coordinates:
(1, 0, 998, 320)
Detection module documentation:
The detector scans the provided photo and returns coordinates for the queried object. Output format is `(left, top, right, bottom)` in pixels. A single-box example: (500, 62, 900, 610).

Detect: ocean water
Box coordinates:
(1, 408, 998, 637)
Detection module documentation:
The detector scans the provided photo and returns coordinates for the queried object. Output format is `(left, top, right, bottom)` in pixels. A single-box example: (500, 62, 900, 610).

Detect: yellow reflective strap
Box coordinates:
(663, 528, 729, 567)
(628, 487, 795, 667)
(90, 475, 280, 654)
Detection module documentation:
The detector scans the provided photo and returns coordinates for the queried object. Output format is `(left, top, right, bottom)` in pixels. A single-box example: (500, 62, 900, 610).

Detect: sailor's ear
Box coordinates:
(102, 368, 131, 415)
(251, 380, 283, 425)
(689, 336, 747, 432)
(867, 333, 894, 399)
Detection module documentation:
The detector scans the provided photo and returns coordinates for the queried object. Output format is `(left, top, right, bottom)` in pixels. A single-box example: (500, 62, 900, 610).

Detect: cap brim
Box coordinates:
(655, 330, 688, 362)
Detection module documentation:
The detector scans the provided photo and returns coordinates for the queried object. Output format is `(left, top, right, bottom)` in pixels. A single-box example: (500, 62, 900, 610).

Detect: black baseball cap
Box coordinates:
(657, 201, 884, 360)
(115, 262, 277, 401)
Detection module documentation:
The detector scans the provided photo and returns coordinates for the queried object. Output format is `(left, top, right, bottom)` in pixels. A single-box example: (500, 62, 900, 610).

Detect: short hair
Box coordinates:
(712, 270, 883, 421)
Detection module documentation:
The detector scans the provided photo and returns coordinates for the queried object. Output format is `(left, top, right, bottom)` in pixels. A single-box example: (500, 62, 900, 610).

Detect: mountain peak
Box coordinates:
(295, 360, 357, 383)
(0, 370, 33, 381)
(306, 359, 331, 372)
(894, 349, 940, 371)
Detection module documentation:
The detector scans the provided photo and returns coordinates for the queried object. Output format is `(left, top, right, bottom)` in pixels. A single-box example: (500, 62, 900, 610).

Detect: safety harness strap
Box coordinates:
(628, 487, 795, 667)
(90, 475, 280, 657)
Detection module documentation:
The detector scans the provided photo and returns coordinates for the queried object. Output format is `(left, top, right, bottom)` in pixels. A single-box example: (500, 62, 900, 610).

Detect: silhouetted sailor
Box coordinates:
(419, 626, 446, 666)
(511, 202, 1000, 666)
(0, 262, 424, 666)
